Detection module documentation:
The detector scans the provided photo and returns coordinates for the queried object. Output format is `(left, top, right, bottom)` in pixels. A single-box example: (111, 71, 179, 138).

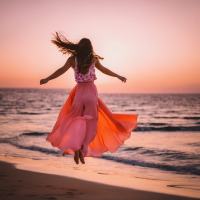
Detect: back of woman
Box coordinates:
(74, 56, 97, 83)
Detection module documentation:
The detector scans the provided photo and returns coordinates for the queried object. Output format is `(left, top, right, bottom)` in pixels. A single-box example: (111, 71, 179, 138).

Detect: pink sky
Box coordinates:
(0, 0, 199, 93)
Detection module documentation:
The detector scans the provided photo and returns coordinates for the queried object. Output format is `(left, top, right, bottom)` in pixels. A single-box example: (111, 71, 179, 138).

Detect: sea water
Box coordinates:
(0, 88, 200, 196)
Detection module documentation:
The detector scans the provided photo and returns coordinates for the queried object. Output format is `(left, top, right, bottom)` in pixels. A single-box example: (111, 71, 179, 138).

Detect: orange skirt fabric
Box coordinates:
(46, 81, 137, 157)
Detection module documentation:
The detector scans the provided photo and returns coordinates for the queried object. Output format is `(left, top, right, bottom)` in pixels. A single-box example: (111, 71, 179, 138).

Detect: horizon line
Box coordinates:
(0, 87, 199, 94)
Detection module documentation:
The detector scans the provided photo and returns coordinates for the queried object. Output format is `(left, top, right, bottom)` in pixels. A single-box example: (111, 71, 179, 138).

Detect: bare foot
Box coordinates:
(79, 150, 85, 164)
(74, 150, 79, 164)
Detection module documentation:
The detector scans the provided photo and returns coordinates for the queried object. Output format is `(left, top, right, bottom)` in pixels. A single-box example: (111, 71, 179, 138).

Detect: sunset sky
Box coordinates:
(0, 0, 199, 93)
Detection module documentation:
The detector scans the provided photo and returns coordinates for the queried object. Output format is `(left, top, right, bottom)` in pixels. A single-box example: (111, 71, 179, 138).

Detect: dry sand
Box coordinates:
(0, 161, 199, 200)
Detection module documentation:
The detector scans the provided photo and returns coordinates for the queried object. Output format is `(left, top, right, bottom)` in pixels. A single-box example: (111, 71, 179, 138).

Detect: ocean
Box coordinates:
(0, 88, 200, 195)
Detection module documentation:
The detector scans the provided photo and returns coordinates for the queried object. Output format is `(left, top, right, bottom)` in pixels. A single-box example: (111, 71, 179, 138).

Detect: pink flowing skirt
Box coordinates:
(46, 81, 137, 157)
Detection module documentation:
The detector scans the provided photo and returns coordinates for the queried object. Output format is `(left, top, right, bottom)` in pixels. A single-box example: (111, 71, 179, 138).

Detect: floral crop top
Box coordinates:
(74, 56, 97, 83)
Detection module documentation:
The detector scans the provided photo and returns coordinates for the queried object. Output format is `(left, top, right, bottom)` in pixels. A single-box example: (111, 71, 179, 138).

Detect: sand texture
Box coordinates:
(0, 161, 199, 200)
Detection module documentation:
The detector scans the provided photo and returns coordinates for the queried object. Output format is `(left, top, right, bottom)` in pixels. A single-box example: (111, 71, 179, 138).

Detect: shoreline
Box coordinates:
(0, 160, 199, 200)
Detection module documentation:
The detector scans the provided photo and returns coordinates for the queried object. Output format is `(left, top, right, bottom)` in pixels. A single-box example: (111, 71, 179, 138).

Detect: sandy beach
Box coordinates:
(0, 161, 199, 200)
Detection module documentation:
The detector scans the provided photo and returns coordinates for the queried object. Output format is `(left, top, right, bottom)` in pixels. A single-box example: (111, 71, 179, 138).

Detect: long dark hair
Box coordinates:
(51, 32, 103, 74)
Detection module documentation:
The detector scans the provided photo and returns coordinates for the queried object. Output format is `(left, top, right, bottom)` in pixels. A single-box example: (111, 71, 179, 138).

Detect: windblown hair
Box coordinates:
(51, 32, 103, 74)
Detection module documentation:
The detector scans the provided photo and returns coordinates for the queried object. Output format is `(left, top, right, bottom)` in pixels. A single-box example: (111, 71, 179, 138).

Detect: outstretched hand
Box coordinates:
(118, 76, 127, 83)
(40, 78, 49, 85)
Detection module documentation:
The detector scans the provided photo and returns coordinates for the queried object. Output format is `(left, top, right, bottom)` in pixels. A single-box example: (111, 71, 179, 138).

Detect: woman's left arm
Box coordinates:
(40, 57, 73, 85)
(95, 58, 127, 82)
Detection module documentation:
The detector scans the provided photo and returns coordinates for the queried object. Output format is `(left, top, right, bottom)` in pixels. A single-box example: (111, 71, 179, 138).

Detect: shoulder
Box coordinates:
(93, 57, 99, 65)
(94, 57, 101, 67)
(67, 56, 75, 68)
(68, 56, 75, 62)
(93, 55, 104, 65)
(94, 57, 105, 72)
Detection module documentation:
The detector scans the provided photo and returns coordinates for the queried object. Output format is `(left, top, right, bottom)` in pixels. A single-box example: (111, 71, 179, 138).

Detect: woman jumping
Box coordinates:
(40, 32, 137, 164)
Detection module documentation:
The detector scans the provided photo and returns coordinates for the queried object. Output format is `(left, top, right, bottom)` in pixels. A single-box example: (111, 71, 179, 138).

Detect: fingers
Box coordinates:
(40, 79, 46, 85)
(118, 76, 127, 83)
(122, 77, 127, 83)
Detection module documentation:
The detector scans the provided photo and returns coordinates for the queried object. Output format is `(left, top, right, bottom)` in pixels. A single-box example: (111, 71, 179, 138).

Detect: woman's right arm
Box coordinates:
(40, 56, 73, 85)
(95, 59, 127, 82)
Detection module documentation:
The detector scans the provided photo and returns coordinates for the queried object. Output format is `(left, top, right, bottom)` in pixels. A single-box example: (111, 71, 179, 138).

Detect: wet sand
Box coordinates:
(0, 161, 199, 200)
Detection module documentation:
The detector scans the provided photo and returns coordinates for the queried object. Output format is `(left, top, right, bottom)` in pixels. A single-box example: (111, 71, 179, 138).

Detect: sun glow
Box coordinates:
(0, 0, 199, 93)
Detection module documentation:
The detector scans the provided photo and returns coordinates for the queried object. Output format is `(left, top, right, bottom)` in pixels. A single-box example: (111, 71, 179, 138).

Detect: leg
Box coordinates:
(81, 91, 98, 157)
(74, 150, 79, 164)
(79, 147, 85, 164)
(63, 88, 84, 164)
